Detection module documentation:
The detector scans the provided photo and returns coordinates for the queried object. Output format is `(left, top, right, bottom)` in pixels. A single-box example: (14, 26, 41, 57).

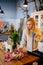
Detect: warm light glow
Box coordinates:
(23, 0, 28, 7)
(23, 4, 28, 7)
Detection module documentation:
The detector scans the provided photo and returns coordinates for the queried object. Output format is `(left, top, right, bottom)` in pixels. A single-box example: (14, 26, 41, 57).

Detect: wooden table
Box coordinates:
(0, 42, 39, 65)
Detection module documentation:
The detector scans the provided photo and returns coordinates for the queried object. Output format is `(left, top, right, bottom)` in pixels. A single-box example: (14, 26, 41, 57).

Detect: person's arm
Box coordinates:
(20, 29, 27, 48)
(18, 29, 27, 53)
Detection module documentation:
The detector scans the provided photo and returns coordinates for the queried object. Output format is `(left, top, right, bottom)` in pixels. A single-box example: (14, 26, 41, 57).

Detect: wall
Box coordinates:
(0, 0, 37, 19)
(0, 0, 19, 30)
(0, 0, 16, 19)
(16, 0, 36, 19)
(0, 0, 39, 30)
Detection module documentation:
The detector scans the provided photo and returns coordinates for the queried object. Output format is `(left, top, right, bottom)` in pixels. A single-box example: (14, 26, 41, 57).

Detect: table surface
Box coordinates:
(0, 42, 39, 65)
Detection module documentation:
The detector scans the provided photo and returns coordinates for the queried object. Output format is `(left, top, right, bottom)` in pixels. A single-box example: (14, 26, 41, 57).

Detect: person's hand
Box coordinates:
(17, 44, 27, 53)
(21, 47, 27, 53)
(18, 47, 27, 53)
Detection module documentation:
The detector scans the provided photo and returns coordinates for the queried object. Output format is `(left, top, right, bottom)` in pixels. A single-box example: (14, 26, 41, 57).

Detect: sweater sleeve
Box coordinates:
(20, 29, 27, 47)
